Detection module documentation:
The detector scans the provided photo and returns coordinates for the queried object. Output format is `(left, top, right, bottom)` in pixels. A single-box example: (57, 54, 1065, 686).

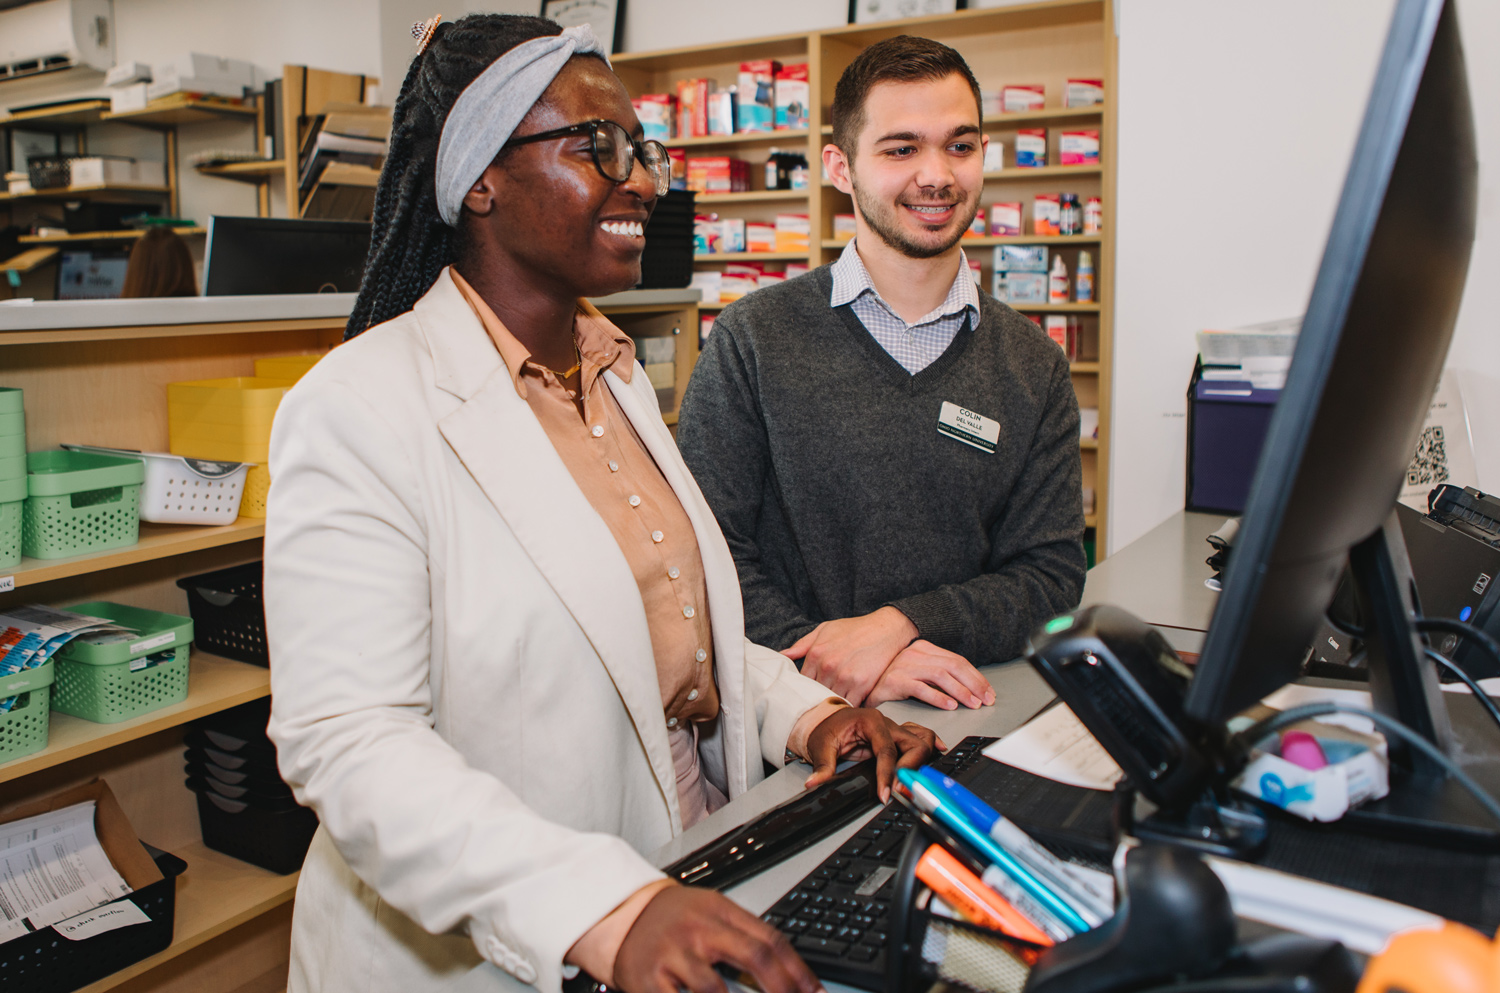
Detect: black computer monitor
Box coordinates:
(202, 216, 370, 296)
(1185, 0, 1484, 841)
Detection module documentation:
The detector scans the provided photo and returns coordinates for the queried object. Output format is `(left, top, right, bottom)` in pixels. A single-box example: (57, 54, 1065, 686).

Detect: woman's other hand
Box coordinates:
(803, 710, 945, 803)
(613, 886, 824, 993)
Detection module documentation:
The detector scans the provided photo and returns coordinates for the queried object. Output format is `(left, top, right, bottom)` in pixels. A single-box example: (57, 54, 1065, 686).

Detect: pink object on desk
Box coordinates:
(1280, 730, 1329, 770)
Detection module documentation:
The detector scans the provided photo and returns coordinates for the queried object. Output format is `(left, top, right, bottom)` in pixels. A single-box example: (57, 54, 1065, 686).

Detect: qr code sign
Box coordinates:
(1408, 425, 1450, 487)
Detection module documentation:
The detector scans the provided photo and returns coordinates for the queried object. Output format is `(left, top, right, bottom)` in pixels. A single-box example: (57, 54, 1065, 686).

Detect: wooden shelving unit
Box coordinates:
(1, 519, 265, 589)
(195, 160, 285, 182)
(616, 0, 1116, 553)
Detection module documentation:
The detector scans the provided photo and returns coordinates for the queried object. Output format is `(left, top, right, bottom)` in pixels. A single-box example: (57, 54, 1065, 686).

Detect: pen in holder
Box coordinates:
(885, 816, 1051, 993)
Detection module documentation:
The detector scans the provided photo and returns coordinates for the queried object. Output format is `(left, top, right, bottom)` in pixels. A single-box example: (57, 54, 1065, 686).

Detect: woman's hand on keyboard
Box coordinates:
(614, 886, 824, 993)
(804, 710, 944, 803)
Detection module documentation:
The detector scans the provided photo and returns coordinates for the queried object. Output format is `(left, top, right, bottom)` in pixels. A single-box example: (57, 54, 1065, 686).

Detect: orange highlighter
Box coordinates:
(915, 844, 1055, 947)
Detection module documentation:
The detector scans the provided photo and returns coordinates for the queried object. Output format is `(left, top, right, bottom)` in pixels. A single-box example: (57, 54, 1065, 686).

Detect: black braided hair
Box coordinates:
(345, 14, 565, 340)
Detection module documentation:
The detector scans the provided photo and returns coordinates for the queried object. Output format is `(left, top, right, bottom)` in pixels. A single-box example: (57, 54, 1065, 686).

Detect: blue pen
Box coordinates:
(913, 767, 1112, 923)
(896, 768, 1091, 934)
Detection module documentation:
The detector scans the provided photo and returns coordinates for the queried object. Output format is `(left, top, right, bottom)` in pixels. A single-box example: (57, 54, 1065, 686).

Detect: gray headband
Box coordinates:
(433, 24, 611, 227)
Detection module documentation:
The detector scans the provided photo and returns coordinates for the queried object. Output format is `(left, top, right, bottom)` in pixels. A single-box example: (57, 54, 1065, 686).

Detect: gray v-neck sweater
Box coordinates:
(677, 266, 1087, 666)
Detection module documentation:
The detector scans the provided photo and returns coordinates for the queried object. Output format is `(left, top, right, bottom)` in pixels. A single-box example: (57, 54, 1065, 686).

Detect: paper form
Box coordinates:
(981, 703, 1124, 791)
(0, 801, 133, 944)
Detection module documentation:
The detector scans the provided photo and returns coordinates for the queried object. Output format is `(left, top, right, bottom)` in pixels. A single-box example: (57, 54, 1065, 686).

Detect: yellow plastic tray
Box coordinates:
(254, 355, 324, 382)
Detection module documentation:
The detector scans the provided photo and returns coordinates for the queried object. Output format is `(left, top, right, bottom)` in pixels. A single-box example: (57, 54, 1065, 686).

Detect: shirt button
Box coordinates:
(688, 689, 699, 702)
(682, 605, 695, 618)
(668, 567, 680, 579)
(591, 425, 604, 438)
(651, 530, 663, 543)
(628, 495, 641, 507)
(696, 649, 707, 662)
(608, 461, 619, 472)
(667, 717, 678, 728)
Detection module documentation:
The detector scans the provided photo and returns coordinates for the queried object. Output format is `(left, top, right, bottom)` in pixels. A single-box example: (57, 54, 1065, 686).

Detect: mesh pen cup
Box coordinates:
(22, 450, 144, 560)
(51, 602, 194, 723)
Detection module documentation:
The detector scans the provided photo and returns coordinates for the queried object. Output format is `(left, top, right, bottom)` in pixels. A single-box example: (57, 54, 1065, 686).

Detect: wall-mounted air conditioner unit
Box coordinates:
(0, 0, 113, 82)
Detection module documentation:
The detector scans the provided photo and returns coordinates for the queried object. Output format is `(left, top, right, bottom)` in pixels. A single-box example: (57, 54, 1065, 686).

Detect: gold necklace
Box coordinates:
(536, 339, 582, 381)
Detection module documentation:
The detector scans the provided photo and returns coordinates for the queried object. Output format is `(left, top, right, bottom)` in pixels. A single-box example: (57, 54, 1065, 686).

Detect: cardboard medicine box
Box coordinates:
(1033, 194, 1061, 236)
(1015, 129, 1047, 168)
(632, 94, 675, 142)
(774, 64, 810, 130)
(1060, 130, 1100, 166)
(991, 202, 1023, 237)
(1001, 85, 1045, 113)
(737, 60, 780, 132)
(774, 213, 810, 253)
(1065, 78, 1105, 108)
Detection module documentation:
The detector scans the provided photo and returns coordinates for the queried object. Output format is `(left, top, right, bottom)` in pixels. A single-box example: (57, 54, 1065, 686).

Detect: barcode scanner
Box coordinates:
(1023, 845, 1236, 993)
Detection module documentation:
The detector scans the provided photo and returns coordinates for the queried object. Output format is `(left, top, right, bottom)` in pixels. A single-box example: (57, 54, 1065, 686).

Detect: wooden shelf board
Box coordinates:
(818, 105, 1103, 136)
(102, 95, 258, 127)
(612, 30, 809, 72)
(196, 160, 286, 183)
(1, 99, 108, 128)
(985, 164, 1102, 180)
(1085, 514, 1098, 529)
(820, 234, 1098, 248)
(1080, 438, 1098, 449)
(74, 841, 297, 993)
(825, 0, 1104, 43)
(695, 251, 807, 262)
(2, 518, 264, 589)
(0, 184, 172, 203)
(0, 652, 270, 783)
(662, 411, 679, 426)
(669, 129, 807, 150)
(1069, 361, 1101, 373)
(0, 246, 59, 273)
(699, 301, 727, 311)
(1010, 302, 1101, 313)
(313, 162, 381, 189)
(0, 317, 347, 347)
(696, 190, 809, 204)
(20, 227, 206, 244)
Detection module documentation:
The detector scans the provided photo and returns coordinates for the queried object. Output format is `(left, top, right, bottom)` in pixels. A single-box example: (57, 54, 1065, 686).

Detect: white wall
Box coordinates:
(1109, 0, 1500, 553)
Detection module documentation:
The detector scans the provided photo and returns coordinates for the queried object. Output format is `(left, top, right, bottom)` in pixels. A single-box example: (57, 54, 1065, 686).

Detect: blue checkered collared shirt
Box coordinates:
(829, 238, 981, 374)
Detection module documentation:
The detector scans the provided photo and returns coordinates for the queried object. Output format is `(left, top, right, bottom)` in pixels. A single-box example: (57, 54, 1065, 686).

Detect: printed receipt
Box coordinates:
(981, 703, 1124, 791)
(0, 800, 133, 944)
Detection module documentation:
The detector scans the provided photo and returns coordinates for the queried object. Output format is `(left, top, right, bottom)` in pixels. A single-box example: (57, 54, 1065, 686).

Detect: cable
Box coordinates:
(1231, 702, 1500, 827)
(1323, 612, 1366, 640)
(1424, 648, 1500, 734)
(1415, 616, 1500, 677)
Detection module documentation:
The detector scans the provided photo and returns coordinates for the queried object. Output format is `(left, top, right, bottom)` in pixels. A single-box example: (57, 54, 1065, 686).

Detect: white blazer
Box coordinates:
(264, 269, 834, 993)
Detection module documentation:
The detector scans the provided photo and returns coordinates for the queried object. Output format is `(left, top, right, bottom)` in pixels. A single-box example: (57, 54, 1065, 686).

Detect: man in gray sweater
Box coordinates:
(678, 36, 1086, 711)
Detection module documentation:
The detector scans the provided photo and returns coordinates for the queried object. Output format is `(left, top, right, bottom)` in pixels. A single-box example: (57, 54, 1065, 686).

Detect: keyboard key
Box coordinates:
(851, 913, 876, 928)
(840, 840, 869, 857)
(802, 878, 827, 891)
(836, 926, 864, 942)
(866, 930, 888, 945)
(783, 918, 810, 934)
(794, 936, 850, 957)
(856, 825, 883, 841)
(838, 869, 865, 885)
(847, 945, 879, 963)
(763, 913, 785, 928)
(811, 923, 837, 938)
(811, 895, 836, 908)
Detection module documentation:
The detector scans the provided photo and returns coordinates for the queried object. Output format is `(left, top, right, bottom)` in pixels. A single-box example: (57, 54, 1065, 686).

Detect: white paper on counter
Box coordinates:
(982, 703, 1124, 791)
(0, 800, 133, 940)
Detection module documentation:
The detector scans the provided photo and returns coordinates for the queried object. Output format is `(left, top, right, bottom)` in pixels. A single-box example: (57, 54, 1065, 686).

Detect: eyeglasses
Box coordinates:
(503, 119, 670, 197)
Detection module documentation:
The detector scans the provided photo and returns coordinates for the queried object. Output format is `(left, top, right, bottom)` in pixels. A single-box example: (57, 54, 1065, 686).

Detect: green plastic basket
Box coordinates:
(22, 451, 144, 560)
(0, 500, 19, 570)
(0, 388, 21, 415)
(52, 601, 194, 723)
(0, 660, 54, 765)
(53, 646, 190, 724)
(0, 434, 22, 459)
(0, 411, 22, 435)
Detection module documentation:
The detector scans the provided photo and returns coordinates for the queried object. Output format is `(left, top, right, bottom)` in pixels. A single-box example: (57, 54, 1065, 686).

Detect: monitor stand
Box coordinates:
(1329, 514, 1500, 850)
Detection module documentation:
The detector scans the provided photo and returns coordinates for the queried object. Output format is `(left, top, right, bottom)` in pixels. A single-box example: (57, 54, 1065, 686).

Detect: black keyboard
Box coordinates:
(759, 735, 998, 990)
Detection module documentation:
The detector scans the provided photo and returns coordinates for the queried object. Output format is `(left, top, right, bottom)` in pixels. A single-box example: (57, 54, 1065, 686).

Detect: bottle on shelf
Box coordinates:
(1049, 255, 1069, 304)
(1076, 250, 1094, 303)
(1059, 193, 1082, 236)
(1084, 196, 1103, 234)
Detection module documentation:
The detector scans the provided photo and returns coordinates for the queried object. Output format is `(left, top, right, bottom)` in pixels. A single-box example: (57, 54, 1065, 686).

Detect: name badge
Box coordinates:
(937, 401, 1000, 454)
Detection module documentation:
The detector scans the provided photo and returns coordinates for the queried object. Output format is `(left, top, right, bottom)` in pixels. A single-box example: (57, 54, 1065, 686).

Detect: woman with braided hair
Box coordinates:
(263, 14, 940, 993)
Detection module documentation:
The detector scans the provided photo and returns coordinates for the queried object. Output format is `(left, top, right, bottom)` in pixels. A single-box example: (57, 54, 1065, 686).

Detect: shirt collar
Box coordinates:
(829, 237, 981, 326)
(451, 269, 636, 399)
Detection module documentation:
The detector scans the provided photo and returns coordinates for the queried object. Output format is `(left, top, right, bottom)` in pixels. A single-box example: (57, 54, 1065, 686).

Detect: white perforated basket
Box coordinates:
(64, 445, 249, 525)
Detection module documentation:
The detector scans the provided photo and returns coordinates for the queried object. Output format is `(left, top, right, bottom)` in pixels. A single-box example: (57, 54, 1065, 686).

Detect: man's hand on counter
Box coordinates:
(803, 708, 944, 803)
